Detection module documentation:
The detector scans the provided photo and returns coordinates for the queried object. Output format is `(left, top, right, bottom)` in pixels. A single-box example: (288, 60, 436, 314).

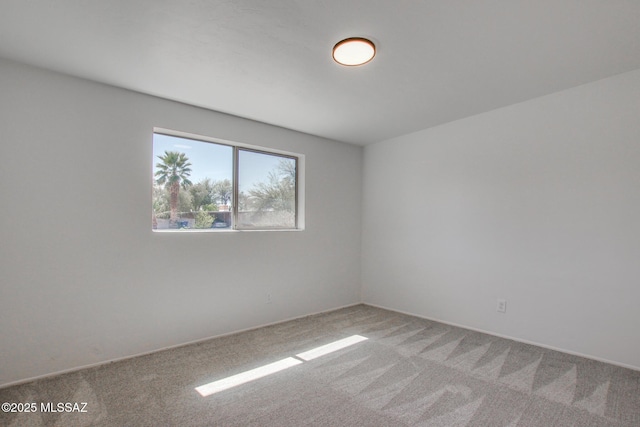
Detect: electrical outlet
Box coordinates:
(266, 293, 272, 304)
(497, 299, 507, 313)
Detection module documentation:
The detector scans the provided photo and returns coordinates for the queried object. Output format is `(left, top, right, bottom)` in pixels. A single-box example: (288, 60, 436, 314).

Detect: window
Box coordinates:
(152, 130, 302, 231)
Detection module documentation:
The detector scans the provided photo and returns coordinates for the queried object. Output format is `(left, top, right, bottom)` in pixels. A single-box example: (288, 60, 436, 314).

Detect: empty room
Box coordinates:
(1, 1, 639, 426)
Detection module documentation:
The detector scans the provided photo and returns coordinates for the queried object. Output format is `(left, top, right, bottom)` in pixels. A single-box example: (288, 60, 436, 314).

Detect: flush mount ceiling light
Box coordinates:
(332, 37, 376, 66)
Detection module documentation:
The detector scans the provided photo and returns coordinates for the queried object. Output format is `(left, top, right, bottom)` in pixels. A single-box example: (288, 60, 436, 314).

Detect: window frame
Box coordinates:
(153, 128, 304, 232)
(234, 147, 299, 230)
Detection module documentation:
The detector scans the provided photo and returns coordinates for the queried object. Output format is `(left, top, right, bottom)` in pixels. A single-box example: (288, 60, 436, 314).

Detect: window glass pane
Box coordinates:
(237, 150, 297, 229)
(152, 134, 233, 230)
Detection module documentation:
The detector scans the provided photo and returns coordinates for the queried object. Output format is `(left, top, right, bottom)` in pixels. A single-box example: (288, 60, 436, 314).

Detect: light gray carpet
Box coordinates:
(1, 304, 639, 426)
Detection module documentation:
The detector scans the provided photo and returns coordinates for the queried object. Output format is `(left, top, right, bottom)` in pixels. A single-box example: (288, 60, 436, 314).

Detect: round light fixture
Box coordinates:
(332, 37, 376, 66)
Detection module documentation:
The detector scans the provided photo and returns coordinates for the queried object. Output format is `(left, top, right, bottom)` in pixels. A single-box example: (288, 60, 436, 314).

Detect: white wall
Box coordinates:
(362, 69, 640, 369)
(2, 56, 638, 388)
(0, 58, 362, 387)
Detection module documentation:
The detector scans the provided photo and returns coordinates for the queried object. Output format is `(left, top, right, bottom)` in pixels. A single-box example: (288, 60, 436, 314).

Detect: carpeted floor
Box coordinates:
(1, 304, 639, 426)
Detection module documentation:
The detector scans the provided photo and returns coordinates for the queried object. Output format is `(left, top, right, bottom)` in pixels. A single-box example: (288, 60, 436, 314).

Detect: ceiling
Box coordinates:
(1, 1, 640, 145)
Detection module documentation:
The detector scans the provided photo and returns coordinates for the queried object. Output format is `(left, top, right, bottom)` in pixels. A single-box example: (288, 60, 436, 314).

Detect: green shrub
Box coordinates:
(194, 211, 214, 229)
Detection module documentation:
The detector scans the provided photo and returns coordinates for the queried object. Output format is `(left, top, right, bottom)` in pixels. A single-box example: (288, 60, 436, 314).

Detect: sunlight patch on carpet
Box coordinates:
(297, 335, 369, 361)
(195, 357, 303, 397)
(196, 335, 368, 396)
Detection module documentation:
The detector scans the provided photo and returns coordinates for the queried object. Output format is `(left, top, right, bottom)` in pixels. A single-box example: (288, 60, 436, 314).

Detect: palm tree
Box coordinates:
(155, 151, 193, 227)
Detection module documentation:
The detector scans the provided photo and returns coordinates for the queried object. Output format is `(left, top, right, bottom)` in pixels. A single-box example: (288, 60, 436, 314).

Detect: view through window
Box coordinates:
(152, 132, 299, 231)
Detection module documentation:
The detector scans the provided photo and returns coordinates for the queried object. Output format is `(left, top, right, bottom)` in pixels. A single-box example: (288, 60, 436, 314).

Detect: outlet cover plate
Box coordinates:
(497, 299, 507, 313)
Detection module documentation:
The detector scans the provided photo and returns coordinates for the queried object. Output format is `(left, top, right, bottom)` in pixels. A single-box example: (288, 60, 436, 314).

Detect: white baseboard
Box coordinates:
(363, 302, 640, 372)
(0, 302, 362, 390)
